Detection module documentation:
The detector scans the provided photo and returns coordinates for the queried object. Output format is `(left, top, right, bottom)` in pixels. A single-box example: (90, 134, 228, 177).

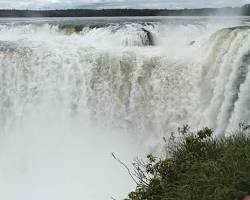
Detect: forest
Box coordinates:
(1, 5, 250, 17)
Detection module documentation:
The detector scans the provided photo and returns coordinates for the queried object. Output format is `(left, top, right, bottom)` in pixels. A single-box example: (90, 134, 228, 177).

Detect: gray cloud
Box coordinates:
(0, 0, 250, 9)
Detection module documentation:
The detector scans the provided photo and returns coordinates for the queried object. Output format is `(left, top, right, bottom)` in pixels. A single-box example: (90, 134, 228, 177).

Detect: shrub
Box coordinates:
(125, 125, 250, 200)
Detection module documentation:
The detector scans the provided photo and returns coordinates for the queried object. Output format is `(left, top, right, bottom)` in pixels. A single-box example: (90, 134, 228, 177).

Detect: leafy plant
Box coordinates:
(125, 125, 250, 200)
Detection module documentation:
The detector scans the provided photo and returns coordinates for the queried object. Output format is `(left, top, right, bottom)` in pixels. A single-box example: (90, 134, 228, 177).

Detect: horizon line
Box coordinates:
(0, 6, 245, 11)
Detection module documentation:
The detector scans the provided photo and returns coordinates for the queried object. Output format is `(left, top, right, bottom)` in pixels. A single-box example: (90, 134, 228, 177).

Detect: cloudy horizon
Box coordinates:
(0, 0, 250, 10)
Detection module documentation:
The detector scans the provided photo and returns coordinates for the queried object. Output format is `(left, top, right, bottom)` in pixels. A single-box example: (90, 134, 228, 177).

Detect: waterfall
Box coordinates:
(0, 19, 249, 200)
(199, 27, 250, 134)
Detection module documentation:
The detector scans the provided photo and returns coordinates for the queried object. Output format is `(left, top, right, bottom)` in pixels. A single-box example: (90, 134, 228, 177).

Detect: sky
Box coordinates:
(0, 0, 250, 10)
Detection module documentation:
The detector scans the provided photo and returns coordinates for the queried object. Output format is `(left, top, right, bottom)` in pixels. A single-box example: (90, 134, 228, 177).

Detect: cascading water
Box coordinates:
(199, 26, 250, 134)
(0, 17, 249, 200)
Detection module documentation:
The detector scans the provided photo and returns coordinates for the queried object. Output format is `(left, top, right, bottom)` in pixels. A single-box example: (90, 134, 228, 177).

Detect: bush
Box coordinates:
(125, 125, 250, 200)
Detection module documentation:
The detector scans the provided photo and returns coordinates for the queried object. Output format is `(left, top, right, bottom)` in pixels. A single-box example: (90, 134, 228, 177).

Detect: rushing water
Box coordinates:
(0, 17, 250, 200)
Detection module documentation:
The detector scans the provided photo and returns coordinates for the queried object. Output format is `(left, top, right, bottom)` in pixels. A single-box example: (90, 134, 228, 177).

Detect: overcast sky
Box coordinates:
(1, 0, 250, 10)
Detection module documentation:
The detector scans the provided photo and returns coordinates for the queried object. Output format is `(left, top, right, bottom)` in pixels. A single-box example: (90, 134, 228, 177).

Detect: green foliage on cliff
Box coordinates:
(125, 124, 250, 200)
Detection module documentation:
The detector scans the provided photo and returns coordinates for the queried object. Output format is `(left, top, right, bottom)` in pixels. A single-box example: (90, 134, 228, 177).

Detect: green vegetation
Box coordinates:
(0, 5, 250, 17)
(4, 4, 250, 17)
(125, 124, 250, 200)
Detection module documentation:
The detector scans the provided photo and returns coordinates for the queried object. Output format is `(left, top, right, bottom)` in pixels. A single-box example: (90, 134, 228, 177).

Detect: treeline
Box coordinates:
(1, 5, 250, 17)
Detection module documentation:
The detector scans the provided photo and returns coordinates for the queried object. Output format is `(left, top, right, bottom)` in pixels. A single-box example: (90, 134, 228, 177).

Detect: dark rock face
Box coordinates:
(142, 28, 155, 46)
(189, 41, 195, 46)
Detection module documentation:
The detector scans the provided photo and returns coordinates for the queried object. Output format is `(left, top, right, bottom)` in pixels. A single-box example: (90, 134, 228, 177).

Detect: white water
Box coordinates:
(0, 17, 249, 199)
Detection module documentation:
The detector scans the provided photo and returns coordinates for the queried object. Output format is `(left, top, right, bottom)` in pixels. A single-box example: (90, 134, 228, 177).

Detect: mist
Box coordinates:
(0, 106, 143, 200)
